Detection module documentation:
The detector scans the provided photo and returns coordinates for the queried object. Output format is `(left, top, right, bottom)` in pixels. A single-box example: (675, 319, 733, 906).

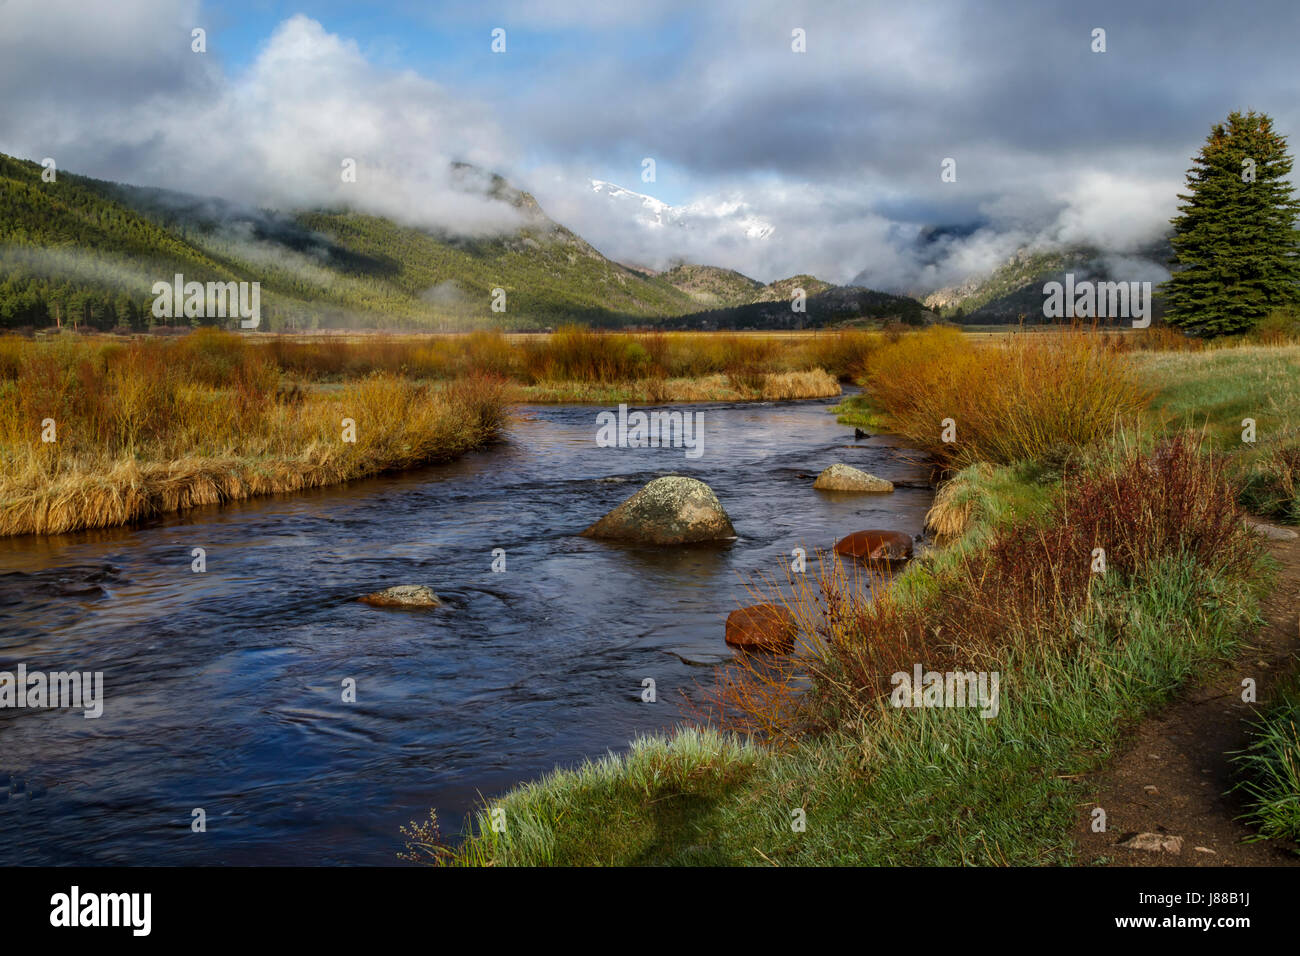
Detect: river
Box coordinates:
(0, 391, 930, 864)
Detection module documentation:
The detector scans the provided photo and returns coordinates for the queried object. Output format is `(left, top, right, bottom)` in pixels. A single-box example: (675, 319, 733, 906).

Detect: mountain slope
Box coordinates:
(0, 152, 917, 332)
(0, 153, 704, 330)
(923, 241, 1174, 322)
(658, 263, 764, 307)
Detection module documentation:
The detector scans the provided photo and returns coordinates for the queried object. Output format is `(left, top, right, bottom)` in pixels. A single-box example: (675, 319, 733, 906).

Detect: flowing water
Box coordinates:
(0, 391, 931, 864)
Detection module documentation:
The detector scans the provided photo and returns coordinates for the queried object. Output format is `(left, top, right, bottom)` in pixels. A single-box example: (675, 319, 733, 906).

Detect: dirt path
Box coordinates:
(1073, 526, 1300, 866)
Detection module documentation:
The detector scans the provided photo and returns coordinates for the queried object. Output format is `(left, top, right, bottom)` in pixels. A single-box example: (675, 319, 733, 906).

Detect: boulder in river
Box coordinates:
(359, 585, 442, 608)
(833, 530, 913, 563)
(725, 603, 798, 653)
(582, 476, 736, 544)
(813, 463, 894, 493)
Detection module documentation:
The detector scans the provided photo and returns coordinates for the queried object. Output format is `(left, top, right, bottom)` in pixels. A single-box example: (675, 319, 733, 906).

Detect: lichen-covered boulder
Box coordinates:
(833, 530, 913, 562)
(582, 476, 736, 544)
(813, 464, 894, 493)
(725, 603, 798, 653)
(359, 585, 442, 608)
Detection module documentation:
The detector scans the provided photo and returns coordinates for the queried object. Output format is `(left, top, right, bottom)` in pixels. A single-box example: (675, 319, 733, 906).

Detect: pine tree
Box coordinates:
(1162, 111, 1300, 336)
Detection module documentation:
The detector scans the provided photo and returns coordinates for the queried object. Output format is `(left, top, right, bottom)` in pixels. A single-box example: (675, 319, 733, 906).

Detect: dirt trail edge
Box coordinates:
(1073, 527, 1300, 866)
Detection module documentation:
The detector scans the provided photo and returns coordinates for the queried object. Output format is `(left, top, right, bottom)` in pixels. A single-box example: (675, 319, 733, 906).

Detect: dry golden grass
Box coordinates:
(248, 326, 880, 383)
(924, 462, 995, 539)
(0, 332, 507, 536)
(509, 369, 839, 404)
(864, 326, 1151, 467)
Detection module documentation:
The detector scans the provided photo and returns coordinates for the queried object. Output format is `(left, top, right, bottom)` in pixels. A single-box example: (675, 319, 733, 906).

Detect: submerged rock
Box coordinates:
(582, 476, 736, 544)
(833, 529, 913, 562)
(813, 463, 894, 493)
(359, 585, 442, 608)
(725, 603, 798, 653)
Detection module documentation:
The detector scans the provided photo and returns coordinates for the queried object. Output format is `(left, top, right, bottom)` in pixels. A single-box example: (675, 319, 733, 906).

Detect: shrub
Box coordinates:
(864, 326, 1151, 467)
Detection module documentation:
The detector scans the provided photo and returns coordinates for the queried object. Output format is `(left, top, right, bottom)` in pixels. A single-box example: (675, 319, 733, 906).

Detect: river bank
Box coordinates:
(433, 331, 1300, 866)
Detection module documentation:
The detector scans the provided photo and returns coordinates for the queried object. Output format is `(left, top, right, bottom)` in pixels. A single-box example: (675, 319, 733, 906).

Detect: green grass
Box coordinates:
(831, 392, 885, 430)
(1233, 666, 1300, 846)
(1136, 345, 1300, 522)
(1136, 345, 1300, 445)
(434, 555, 1262, 866)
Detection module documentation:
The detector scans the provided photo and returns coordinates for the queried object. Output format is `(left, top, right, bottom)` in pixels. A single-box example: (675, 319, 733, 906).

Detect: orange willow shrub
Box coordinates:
(864, 326, 1151, 466)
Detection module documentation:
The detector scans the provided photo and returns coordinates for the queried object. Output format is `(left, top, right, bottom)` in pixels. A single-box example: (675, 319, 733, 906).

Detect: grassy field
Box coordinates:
(1136, 345, 1300, 523)
(419, 328, 1298, 867)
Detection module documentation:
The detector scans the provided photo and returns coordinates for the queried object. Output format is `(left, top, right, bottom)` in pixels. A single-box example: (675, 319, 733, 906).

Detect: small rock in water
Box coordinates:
(813, 464, 894, 493)
(833, 529, 913, 562)
(725, 603, 798, 653)
(1119, 832, 1183, 853)
(359, 585, 442, 608)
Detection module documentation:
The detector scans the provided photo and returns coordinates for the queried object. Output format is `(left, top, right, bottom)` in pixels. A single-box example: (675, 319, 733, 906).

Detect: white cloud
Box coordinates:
(1, 8, 525, 236)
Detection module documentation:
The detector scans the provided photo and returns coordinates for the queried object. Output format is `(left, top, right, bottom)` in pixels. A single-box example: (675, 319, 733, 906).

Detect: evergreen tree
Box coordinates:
(1162, 110, 1300, 336)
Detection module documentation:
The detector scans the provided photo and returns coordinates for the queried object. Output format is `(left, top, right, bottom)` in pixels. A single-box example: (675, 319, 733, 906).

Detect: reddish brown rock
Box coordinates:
(724, 603, 798, 653)
(833, 530, 913, 563)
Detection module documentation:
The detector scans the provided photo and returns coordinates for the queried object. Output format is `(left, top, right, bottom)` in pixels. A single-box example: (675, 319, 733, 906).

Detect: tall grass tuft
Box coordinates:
(1232, 674, 1300, 843)
(864, 326, 1151, 467)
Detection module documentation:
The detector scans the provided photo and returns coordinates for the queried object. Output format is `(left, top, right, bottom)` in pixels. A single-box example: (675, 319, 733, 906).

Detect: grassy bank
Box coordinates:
(0, 332, 508, 536)
(421, 329, 1297, 866)
(0, 326, 870, 536)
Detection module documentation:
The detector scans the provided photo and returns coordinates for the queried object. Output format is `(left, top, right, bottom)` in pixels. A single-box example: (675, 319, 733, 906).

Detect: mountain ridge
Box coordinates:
(0, 152, 921, 332)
